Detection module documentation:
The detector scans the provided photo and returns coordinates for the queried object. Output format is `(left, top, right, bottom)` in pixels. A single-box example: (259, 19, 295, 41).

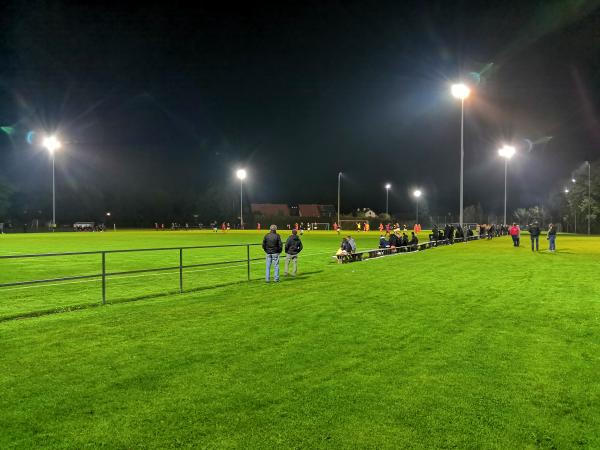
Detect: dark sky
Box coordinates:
(1, 0, 600, 221)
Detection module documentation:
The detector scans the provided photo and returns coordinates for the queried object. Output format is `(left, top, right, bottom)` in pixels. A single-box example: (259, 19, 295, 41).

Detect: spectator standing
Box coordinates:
(547, 223, 557, 252)
(529, 221, 541, 251)
(262, 225, 283, 282)
(284, 229, 303, 276)
(509, 223, 520, 247)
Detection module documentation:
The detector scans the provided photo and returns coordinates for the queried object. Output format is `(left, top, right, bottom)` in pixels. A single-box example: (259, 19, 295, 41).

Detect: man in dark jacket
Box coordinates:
(388, 232, 399, 248)
(529, 221, 541, 251)
(409, 231, 419, 251)
(262, 224, 283, 282)
(284, 229, 303, 276)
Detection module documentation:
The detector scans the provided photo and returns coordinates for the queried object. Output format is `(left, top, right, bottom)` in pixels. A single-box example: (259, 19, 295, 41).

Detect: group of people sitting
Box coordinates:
(336, 230, 419, 263)
(428, 224, 474, 244)
(378, 230, 419, 250)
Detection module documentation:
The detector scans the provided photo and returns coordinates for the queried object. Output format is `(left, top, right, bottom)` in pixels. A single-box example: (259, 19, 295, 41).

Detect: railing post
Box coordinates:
(179, 248, 183, 293)
(101, 251, 106, 305)
(246, 244, 250, 281)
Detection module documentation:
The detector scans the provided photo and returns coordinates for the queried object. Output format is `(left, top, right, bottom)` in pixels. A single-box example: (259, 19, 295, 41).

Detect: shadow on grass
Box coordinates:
(0, 270, 325, 323)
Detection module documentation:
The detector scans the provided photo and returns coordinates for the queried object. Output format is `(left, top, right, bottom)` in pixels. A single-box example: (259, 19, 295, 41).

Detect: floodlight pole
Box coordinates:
(240, 178, 244, 230)
(52, 152, 56, 231)
(503, 157, 508, 226)
(459, 97, 464, 229)
(337, 172, 342, 226)
(236, 169, 247, 229)
(416, 197, 419, 224)
(43, 136, 61, 231)
(385, 186, 390, 216)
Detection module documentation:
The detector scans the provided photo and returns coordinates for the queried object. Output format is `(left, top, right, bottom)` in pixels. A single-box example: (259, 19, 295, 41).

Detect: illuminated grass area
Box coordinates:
(1, 231, 599, 448)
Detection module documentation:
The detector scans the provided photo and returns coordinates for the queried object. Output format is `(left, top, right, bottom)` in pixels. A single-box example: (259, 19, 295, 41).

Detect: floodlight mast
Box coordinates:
(413, 189, 422, 224)
(337, 172, 342, 227)
(385, 183, 391, 215)
(42, 136, 62, 230)
(451, 83, 470, 229)
(498, 145, 516, 225)
(236, 169, 247, 230)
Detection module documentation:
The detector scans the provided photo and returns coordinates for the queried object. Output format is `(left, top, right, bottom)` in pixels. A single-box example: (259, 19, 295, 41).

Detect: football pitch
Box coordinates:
(1, 230, 599, 448)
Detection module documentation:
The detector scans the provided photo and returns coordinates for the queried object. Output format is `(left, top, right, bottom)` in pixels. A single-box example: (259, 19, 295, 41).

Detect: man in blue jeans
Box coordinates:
(262, 224, 283, 282)
(547, 223, 557, 252)
(529, 221, 541, 251)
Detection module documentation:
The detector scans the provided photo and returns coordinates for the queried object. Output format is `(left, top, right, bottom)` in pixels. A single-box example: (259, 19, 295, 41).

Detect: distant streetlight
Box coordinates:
(106, 212, 115, 231)
(564, 187, 576, 233)
(42, 135, 62, 230)
(385, 183, 391, 215)
(413, 189, 422, 224)
(586, 161, 591, 235)
(337, 172, 342, 227)
(451, 83, 471, 229)
(572, 163, 592, 235)
(236, 169, 247, 230)
(498, 145, 516, 225)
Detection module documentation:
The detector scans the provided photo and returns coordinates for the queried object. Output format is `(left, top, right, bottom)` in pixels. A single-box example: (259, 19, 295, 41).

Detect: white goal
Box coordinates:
(338, 219, 370, 231)
(309, 222, 330, 231)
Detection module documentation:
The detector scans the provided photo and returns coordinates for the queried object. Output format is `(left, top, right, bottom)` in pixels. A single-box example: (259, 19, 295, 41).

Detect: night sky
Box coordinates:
(1, 1, 599, 223)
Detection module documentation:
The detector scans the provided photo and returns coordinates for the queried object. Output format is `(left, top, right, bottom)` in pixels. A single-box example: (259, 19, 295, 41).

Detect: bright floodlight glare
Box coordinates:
(236, 169, 247, 180)
(385, 183, 391, 190)
(572, 178, 576, 183)
(43, 136, 61, 154)
(413, 189, 422, 198)
(451, 83, 470, 100)
(564, 188, 569, 194)
(106, 212, 111, 216)
(498, 145, 516, 159)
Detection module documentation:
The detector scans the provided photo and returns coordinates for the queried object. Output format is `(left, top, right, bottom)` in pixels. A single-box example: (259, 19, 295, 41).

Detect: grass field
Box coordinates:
(1, 230, 599, 448)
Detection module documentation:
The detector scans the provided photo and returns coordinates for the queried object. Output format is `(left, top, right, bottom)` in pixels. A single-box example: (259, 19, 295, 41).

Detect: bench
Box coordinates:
(332, 235, 481, 263)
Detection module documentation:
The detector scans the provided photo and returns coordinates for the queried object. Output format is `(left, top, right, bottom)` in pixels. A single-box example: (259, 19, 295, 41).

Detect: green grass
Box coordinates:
(1, 230, 599, 448)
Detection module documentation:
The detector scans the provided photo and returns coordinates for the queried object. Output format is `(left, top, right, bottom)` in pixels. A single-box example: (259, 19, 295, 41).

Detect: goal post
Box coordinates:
(309, 222, 330, 231)
(338, 219, 370, 231)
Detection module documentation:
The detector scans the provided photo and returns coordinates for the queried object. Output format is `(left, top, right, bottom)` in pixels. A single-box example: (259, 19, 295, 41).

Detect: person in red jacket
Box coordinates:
(509, 223, 520, 247)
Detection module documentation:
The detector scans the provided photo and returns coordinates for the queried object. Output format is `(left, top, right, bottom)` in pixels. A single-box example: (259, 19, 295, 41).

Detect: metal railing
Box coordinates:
(0, 243, 262, 304)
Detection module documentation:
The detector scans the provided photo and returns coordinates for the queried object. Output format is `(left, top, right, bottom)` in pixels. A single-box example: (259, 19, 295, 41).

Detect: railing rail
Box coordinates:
(0, 243, 262, 304)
